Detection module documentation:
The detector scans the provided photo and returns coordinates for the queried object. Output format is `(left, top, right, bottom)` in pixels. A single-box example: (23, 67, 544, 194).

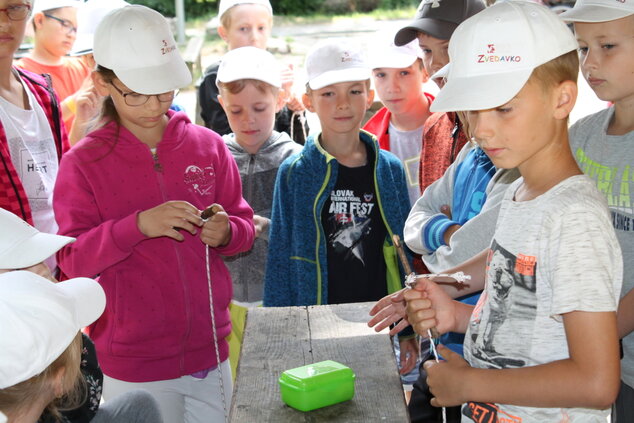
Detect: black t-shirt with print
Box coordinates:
(321, 146, 388, 304)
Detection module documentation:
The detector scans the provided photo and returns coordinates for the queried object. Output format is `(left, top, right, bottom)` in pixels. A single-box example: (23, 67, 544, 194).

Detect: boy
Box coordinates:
(364, 34, 434, 206)
(264, 39, 418, 373)
(404, 2, 623, 421)
(197, 0, 307, 142)
(16, 0, 101, 145)
(394, 0, 485, 197)
(560, 2, 634, 421)
(216, 46, 302, 378)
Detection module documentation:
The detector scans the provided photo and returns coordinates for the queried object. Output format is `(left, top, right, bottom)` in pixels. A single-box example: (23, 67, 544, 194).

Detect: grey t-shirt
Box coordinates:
(463, 176, 622, 423)
(388, 122, 424, 207)
(569, 107, 634, 388)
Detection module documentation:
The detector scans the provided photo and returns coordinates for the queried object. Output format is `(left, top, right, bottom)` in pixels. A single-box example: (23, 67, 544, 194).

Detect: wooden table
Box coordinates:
(230, 302, 410, 422)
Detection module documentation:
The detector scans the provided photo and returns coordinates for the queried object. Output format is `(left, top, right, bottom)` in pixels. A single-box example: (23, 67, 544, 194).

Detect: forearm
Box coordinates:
(618, 286, 634, 338)
(462, 357, 617, 409)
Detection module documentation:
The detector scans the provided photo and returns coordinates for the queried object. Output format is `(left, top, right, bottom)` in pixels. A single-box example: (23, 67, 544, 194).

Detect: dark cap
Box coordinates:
(394, 0, 486, 46)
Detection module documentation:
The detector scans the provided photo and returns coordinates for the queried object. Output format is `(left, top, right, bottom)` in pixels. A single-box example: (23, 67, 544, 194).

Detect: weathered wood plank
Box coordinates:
(230, 302, 409, 422)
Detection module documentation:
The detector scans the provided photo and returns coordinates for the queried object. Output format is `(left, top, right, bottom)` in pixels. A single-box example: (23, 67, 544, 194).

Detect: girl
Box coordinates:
(53, 5, 255, 423)
(0, 271, 105, 423)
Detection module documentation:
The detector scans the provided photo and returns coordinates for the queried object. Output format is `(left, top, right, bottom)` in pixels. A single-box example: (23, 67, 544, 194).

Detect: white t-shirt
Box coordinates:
(388, 122, 423, 207)
(463, 175, 622, 423)
(0, 71, 59, 268)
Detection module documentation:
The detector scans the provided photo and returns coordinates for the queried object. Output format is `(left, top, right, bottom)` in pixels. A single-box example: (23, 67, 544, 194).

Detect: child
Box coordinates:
(394, 0, 485, 197)
(197, 0, 308, 143)
(0, 208, 163, 423)
(216, 46, 303, 378)
(263, 39, 419, 374)
(559, 2, 634, 421)
(363, 33, 434, 206)
(16, 0, 101, 145)
(404, 2, 622, 421)
(0, 0, 69, 273)
(52, 6, 255, 423)
(0, 270, 105, 423)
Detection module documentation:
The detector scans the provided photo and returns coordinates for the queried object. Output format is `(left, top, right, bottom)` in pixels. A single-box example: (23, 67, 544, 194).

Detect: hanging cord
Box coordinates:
(289, 110, 308, 144)
(203, 205, 228, 422)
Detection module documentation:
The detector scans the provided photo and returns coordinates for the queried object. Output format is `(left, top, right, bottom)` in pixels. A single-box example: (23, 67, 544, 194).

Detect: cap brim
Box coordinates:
(0, 232, 75, 269)
(430, 63, 449, 80)
(369, 53, 417, 70)
(559, 6, 634, 22)
(394, 19, 456, 46)
(115, 57, 192, 95)
(309, 67, 371, 90)
(57, 277, 106, 329)
(430, 69, 532, 113)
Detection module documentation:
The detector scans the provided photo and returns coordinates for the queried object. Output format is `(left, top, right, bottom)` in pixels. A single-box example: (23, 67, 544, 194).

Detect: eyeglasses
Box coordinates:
(109, 81, 177, 107)
(0, 4, 31, 21)
(43, 13, 77, 35)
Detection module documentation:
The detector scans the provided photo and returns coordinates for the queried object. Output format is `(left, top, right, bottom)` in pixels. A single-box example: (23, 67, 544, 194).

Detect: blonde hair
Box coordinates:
(220, 4, 272, 29)
(218, 78, 279, 96)
(0, 332, 85, 420)
(528, 50, 579, 92)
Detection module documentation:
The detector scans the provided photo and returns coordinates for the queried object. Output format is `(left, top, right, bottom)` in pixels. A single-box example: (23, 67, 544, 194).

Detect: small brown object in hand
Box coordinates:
(201, 204, 221, 221)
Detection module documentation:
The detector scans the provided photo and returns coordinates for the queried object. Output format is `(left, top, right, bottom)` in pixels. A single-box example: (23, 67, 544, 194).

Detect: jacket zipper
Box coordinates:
(314, 160, 333, 306)
(150, 145, 191, 373)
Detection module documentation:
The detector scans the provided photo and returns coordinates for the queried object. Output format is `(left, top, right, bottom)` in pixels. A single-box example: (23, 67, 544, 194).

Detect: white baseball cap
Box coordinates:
(0, 271, 106, 388)
(305, 39, 371, 90)
(430, 0, 578, 113)
(32, 0, 82, 14)
(93, 5, 192, 95)
(216, 46, 281, 89)
(0, 209, 74, 269)
(71, 0, 130, 56)
(218, 0, 273, 20)
(559, 0, 634, 22)
(367, 30, 421, 70)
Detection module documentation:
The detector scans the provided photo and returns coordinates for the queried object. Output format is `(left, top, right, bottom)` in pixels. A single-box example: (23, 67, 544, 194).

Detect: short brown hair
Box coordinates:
(305, 79, 371, 95)
(528, 50, 579, 91)
(217, 79, 279, 97)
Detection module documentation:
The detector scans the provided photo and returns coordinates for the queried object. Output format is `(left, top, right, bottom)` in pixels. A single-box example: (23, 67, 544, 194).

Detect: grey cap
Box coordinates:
(394, 0, 486, 45)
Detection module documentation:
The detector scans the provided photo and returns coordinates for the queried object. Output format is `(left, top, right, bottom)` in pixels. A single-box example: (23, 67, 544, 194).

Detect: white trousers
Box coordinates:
(103, 360, 232, 423)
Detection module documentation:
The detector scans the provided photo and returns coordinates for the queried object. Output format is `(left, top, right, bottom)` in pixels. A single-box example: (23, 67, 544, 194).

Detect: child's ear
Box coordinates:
(32, 12, 44, 30)
(217, 25, 229, 43)
(366, 89, 375, 110)
(91, 72, 110, 97)
(420, 66, 430, 84)
(302, 92, 314, 113)
(218, 94, 225, 111)
(553, 80, 577, 120)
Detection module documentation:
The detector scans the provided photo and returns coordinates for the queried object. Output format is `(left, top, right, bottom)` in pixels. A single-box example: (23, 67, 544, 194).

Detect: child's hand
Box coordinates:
(424, 345, 471, 407)
(253, 214, 269, 238)
(403, 278, 455, 337)
(368, 288, 409, 335)
(22, 262, 56, 282)
(286, 93, 305, 112)
(399, 337, 419, 375)
(74, 79, 102, 123)
(200, 204, 231, 247)
(280, 64, 295, 93)
(137, 201, 202, 241)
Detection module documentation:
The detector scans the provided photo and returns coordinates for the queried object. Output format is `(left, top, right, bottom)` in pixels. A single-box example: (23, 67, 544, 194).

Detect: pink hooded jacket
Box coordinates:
(53, 111, 254, 382)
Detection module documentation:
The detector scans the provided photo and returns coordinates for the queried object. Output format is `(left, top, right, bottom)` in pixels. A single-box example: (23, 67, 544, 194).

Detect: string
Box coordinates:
(427, 329, 446, 423)
(206, 246, 228, 422)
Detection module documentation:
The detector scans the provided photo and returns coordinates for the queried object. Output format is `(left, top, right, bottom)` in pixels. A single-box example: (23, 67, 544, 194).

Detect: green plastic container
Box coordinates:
(278, 360, 356, 412)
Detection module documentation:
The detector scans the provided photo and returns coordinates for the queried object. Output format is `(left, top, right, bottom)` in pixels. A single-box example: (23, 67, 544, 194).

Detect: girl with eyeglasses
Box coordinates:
(16, 0, 102, 146)
(53, 6, 255, 423)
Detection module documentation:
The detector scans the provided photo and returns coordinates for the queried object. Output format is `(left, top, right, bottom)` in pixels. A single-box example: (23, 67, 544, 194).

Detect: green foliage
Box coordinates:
(128, 0, 417, 17)
(127, 0, 218, 18)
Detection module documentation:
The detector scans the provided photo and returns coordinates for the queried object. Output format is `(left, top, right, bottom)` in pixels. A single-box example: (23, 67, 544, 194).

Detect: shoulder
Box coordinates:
(569, 108, 611, 141)
(543, 176, 610, 222)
